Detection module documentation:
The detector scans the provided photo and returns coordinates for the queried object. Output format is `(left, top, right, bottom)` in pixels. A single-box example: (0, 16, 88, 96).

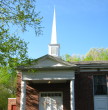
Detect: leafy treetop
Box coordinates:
(63, 48, 108, 62)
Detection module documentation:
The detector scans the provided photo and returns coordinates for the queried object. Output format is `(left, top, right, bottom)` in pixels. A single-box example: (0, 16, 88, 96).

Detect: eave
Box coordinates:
(17, 66, 78, 72)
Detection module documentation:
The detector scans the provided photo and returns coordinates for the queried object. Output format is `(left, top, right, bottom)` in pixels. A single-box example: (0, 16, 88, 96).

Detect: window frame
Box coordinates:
(93, 74, 107, 95)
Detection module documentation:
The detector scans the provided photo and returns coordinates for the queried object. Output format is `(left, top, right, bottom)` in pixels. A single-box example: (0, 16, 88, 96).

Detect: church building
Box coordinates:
(16, 9, 108, 110)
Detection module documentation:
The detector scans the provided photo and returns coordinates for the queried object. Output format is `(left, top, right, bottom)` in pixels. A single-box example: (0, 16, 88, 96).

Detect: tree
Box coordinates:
(0, 0, 42, 67)
(63, 48, 108, 62)
(0, 29, 28, 66)
(63, 54, 81, 62)
(0, 0, 42, 35)
(0, 67, 16, 110)
(0, 0, 42, 109)
(84, 48, 108, 61)
(0, 34, 28, 110)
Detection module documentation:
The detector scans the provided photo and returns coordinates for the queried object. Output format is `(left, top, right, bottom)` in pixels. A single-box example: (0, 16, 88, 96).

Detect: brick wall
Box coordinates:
(75, 72, 94, 110)
(16, 73, 70, 110)
(75, 71, 108, 110)
(16, 73, 21, 110)
(8, 98, 16, 110)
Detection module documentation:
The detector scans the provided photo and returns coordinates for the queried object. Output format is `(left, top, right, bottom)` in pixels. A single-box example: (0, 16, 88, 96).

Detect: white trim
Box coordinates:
(22, 70, 75, 81)
(8, 98, 16, 99)
(70, 80, 75, 110)
(20, 80, 26, 110)
(100, 69, 108, 71)
(23, 78, 75, 81)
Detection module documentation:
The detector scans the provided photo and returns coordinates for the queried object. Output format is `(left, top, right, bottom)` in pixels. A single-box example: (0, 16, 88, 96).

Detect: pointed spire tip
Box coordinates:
(51, 7, 57, 44)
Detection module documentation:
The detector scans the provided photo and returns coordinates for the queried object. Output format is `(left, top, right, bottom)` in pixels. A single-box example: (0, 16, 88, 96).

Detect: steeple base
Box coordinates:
(48, 44, 60, 57)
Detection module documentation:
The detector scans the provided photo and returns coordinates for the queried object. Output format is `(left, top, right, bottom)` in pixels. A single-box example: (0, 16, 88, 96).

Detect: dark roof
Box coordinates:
(70, 61, 108, 65)
(69, 61, 108, 69)
(17, 66, 78, 71)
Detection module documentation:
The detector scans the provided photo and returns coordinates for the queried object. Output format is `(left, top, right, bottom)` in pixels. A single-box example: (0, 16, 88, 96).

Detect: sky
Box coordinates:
(20, 0, 108, 59)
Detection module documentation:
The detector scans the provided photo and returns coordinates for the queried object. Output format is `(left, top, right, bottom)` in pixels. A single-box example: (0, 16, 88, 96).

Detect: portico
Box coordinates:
(18, 55, 77, 110)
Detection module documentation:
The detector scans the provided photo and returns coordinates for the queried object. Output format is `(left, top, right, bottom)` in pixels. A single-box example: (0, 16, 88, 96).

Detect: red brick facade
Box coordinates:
(8, 98, 16, 110)
(16, 73, 21, 110)
(16, 71, 108, 110)
(75, 71, 108, 110)
(16, 74, 70, 110)
(75, 73, 94, 110)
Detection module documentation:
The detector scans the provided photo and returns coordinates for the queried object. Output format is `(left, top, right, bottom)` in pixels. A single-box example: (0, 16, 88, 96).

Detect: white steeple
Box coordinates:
(51, 8, 57, 44)
(48, 8, 60, 57)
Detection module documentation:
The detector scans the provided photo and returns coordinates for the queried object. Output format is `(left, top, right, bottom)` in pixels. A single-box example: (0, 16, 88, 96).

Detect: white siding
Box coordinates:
(22, 70, 75, 80)
(32, 59, 65, 68)
(94, 96, 108, 110)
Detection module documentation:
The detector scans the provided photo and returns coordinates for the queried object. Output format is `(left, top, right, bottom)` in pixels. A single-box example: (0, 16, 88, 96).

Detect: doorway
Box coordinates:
(39, 92, 63, 110)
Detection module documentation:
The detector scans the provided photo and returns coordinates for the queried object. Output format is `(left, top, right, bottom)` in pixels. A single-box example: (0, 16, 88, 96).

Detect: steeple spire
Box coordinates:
(51, 8, 57, 44)
(48, 8, 60, 57)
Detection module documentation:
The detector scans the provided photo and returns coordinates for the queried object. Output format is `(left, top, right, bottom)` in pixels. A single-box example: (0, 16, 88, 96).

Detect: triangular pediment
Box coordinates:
(30, 55, 74, 68)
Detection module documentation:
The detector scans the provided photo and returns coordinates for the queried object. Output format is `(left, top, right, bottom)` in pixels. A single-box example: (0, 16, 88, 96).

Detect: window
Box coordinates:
(41, 92, 62, 97)
(94, 75, 107, 95)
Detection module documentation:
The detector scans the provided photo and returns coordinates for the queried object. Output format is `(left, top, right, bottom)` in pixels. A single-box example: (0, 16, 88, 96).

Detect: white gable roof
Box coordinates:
(31, 54, 75, 68)
(17, 55, 77, 70)
(32, 58, 65, 67)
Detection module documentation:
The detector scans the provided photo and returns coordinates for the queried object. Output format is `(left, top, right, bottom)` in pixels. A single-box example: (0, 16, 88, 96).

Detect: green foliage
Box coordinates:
(0, 67, 16, 110)
(84, 48, 108, 61)
(62, 54, 72, 61)
(63, 54, 82, 62)
(0, 0, 42, 109)
(0, 0, 42, 35)
(0, 30, 28, 67)
(0, 34, 28, 109)
(63, 48, 108, 62)
(0, 87, 12, 110)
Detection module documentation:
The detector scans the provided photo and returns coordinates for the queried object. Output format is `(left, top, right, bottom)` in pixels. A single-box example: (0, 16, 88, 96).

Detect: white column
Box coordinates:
(20, 80, 26, 110)
(70, 80, 75, 110)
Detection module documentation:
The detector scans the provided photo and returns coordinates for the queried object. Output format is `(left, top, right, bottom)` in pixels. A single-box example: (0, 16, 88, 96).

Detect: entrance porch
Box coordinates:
(18, 79, 75, 110)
